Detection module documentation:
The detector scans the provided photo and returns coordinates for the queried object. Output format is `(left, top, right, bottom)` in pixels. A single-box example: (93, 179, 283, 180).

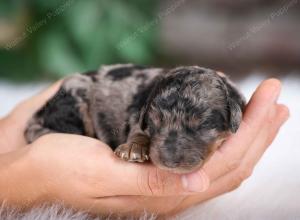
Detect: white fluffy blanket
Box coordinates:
(0, 73, 299, 219)
(0, 203, 156, 220)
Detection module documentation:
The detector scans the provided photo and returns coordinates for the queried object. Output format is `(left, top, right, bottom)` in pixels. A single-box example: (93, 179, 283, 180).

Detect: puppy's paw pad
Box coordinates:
(114, 143, 149, 162)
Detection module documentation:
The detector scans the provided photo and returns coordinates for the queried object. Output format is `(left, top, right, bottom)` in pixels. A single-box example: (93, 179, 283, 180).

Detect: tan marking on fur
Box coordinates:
(203, 131, 230, 164)
(216, 71, 226, 77)
(79, 104, 95, 137)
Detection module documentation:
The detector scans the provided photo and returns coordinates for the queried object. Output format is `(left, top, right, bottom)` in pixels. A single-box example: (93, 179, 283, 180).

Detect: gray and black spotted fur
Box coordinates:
(25, 64, 245, 173)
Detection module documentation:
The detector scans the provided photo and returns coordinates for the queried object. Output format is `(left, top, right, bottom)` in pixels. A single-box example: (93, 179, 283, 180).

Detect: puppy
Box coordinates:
(25, 64, 245, 173)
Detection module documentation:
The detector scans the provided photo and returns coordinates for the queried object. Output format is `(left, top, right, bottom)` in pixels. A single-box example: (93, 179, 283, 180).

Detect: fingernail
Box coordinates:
(181, 170, 210, 193)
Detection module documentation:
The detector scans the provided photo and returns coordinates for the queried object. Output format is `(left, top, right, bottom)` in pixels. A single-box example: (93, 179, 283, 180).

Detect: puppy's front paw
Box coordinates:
(115, 143, 149, 162)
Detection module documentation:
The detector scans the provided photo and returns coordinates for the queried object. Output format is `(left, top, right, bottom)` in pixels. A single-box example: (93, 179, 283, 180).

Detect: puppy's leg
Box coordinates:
(24, 81, 91, 143)
(115, 127, 150, 162)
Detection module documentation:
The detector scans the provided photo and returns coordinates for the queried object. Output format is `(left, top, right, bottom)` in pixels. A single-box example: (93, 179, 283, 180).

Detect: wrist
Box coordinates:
(0, 146, 50, 207)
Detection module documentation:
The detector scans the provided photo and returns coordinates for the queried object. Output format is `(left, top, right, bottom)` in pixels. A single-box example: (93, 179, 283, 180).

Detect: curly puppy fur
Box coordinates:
(25, 64, 245, 173)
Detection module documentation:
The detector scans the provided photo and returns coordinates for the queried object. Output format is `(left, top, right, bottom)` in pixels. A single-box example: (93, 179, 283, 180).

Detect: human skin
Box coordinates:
(0, 79, 289, 217)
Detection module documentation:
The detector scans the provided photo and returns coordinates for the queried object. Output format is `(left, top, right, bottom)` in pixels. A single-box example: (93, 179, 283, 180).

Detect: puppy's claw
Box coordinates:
(143, 154, 149, 161)
(120, 152, 129, 160)
(114, 144, 129, 161)
(142, 147, 149, 161)
(114, 143, 149, 163)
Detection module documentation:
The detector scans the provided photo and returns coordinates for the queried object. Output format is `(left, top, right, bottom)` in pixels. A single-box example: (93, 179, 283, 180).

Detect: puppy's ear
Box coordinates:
(222, 77, 246, 133)
(139, 76, 163, 130)
(227, 97, 243, 133)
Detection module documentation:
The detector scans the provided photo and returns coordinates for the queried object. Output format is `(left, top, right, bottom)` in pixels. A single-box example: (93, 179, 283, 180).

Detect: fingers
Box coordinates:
(202, 79, 282, 181)
(266, 104, 289, 146)
(178, 104, 289, 211)
(13, 80, 63, 119)
(2, 81, 63, 149)
(241, 104, 289, 170)
(102, 160, 204, 196)
(103, 79, 284, 196)
(178, 79, 281, 194)
(215, 103, 289, 192)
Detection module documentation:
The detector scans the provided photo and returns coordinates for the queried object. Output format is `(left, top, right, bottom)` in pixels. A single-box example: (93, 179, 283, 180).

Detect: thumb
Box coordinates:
(11, 80, 63, 119)
(106, 159, 210, 196)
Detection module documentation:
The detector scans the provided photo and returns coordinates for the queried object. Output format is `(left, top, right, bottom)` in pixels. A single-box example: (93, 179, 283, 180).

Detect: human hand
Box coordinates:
(96, 78, 288, 217)
(0, 81, 192, 216)
(83, 78, 289, 218)
(0, 79, 289, 218)
(0, 81, 188, 216)
(167, 78, 289, 215)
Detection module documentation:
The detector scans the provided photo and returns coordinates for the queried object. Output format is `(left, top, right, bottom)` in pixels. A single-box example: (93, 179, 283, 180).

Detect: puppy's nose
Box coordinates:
(162, 160, 180, 168)
(159, 148, 203, 170)
(162, 157, 202, 168)
(159, 156, 204, 173)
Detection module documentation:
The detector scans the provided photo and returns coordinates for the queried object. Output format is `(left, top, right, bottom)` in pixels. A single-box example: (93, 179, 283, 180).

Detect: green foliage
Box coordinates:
(0, 0, 159, 81)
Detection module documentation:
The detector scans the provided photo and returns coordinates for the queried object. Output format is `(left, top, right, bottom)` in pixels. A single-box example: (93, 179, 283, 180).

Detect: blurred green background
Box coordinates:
(0, 0, 159, 81)
(0, 0, 299, 82)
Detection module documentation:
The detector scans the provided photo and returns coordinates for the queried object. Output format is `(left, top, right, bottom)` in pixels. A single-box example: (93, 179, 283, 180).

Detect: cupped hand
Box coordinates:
(0, 78, 289, 217)
(169, 78, 289, 215)
(0, 81, 195, 215)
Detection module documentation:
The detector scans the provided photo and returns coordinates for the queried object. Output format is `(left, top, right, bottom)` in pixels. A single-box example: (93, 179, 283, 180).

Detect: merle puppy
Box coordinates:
(25, 64, 245, 173)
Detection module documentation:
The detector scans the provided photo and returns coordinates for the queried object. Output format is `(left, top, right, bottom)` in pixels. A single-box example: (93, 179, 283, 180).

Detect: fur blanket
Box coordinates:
(0, 203, 157, 220)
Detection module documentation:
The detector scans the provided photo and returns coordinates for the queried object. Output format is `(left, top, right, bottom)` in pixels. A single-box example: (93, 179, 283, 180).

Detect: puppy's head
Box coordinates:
(143, 66, 245, 173)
